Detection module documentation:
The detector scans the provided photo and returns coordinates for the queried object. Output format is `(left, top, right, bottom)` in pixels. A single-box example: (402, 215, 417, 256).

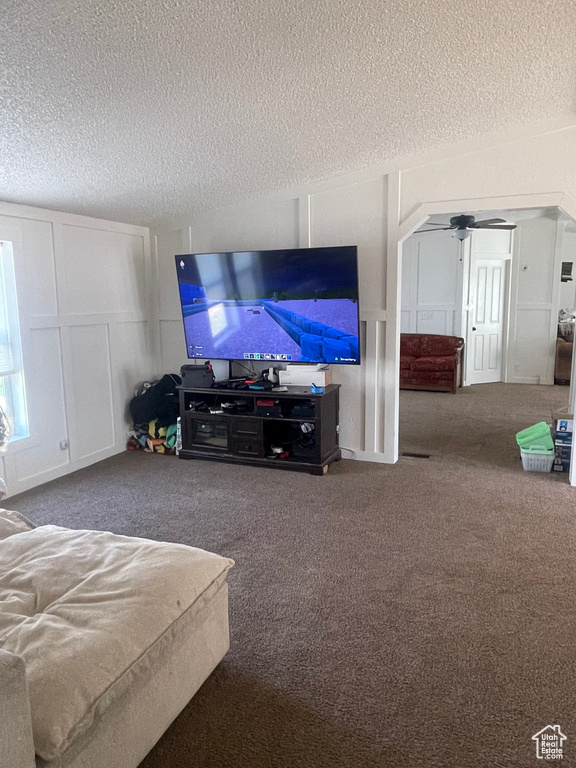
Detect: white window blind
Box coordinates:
(0, 238, 28, 441)
(0, 251, 14, 375)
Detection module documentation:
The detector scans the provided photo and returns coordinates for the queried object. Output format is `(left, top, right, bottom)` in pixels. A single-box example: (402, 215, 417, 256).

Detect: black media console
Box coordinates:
(177, 384, 341, 475)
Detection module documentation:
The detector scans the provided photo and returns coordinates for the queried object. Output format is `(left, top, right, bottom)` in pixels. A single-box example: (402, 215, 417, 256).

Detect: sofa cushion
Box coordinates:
(401, 371, 455, 382)
(411, 355, 458, 372)
(400, 335, 422, 358)
(0, 525, 234, 761)
(400, 355, 416, 370)
(419, 335, 461, 357)
(0, 508, 35, 540)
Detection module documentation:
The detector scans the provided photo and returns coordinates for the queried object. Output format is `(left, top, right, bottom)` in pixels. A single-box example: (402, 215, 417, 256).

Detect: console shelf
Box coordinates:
(177, 384, 340, 475)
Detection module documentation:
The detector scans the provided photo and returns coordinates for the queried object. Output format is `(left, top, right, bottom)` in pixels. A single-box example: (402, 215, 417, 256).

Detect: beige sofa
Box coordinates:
(0, 510, 233, 768)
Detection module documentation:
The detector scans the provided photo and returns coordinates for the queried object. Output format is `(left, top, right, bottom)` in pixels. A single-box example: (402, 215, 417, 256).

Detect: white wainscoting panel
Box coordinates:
(401, 232, 460, 335)
(473, 229, 514, 255)
(400, 310, 411, 333)
(515, 219, 556, 306)
(310, 177, 387, 311)
(513, 308, 553, 384)
(66, 324, 115, 461)
(108, 321, 151, 439)
(58, 226, 146, 315)
(416, 310, 453, 335)
(12, 328, 68, 483)
(157, 229, 188, 323)
(506, 216, 558, 384)
(332, 362, 365, 454)
(191, 198, 300, 253)
(0, 216, 59, 317)
(416, 241, 458, 306)
(160, 319, 188, 374)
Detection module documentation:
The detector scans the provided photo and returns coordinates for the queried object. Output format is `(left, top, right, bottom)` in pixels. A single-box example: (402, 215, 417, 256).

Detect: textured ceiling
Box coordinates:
(1, 0, 575, 228)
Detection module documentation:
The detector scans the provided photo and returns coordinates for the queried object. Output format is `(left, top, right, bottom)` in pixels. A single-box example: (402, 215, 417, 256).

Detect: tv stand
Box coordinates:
(177, 384, 341, 475)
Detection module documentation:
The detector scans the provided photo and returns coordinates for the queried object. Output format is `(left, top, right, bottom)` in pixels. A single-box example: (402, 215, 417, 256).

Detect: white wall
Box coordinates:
(507, 216, 560, 385)
(401, 232, 462, 335)
(1, 203, 152, 497)
(152, 116, 576, 463)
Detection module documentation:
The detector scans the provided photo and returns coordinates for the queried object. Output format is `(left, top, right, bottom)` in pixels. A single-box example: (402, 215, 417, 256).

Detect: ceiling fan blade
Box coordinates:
(472, 218, 507, 226)
(476, 224, 517, 230)
(416, 227, 454, 233)
(422, 222, 449, 227)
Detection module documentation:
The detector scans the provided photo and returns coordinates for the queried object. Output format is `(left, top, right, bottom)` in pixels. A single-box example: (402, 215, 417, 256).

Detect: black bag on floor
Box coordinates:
(130, 374, 181, 427)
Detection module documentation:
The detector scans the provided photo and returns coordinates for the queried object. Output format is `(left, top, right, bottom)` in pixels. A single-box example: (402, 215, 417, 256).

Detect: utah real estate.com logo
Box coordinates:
(532, 725, 567, 760)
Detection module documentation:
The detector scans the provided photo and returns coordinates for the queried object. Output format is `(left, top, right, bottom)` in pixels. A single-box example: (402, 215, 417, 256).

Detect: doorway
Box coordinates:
(400, 223, 513, 387)
(396, 202, 576, 481)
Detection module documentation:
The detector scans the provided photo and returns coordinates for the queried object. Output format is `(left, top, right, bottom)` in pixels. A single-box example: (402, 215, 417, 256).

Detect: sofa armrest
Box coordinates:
(0, 649, 36, 768)
(454, 339, 465, 364)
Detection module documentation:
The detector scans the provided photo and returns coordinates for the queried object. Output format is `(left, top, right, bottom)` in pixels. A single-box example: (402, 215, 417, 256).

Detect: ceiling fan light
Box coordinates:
(452, 229, 472, 240)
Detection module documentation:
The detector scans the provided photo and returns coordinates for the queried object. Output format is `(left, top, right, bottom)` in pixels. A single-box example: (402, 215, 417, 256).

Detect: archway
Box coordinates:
(386, 191, 576, 485)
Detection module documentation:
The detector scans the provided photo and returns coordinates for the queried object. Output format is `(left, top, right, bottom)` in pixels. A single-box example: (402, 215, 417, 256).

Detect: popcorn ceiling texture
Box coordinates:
(0, 0, 575, 227)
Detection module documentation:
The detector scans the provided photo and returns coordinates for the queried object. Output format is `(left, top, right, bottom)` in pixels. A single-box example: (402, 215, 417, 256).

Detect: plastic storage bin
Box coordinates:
(516, 422, 554, 451)
(520, 445, 555, 472)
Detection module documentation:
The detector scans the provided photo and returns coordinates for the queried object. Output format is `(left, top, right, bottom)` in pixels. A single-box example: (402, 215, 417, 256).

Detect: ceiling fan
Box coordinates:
(418, 214, 517, 240)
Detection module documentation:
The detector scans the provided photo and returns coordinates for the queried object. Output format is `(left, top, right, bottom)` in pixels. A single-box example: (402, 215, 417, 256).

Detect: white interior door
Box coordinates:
(467, 258, 507, 384)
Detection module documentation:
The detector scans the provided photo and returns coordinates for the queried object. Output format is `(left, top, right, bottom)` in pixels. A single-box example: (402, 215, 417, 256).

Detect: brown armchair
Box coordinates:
(400, 334, 465, 394)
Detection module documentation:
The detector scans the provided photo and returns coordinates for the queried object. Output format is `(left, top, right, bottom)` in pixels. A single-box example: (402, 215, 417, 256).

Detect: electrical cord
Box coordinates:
(231, 361, 258, 379)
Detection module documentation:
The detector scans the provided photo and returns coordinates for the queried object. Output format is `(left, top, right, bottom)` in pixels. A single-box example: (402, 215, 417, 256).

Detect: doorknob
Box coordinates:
(472, 326, 477, 331)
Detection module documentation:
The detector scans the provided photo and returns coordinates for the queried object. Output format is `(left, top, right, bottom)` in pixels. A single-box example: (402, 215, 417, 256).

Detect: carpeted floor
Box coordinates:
(400, 381, 570, 470)
(9, 383, 576, 767)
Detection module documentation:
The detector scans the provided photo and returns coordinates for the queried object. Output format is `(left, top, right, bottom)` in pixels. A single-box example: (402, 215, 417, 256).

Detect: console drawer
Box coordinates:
(232, 436, 265, 458)
(231, 418, 262, 438)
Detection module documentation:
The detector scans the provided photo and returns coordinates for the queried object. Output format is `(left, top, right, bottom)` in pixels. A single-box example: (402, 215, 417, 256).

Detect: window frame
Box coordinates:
(0, 227, 34, 452)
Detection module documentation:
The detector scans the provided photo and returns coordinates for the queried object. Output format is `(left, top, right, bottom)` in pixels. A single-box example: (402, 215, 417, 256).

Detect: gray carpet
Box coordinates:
(400, 381, 570, 470)
(9, 383, 576, 768)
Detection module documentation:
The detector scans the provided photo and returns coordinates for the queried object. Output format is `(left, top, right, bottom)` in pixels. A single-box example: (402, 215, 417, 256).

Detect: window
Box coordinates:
(0, 241, 28, 441)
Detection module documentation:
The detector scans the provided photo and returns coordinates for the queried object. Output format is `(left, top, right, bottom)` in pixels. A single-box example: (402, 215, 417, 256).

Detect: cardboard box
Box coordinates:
(552, 413, 573, 436)
(555, 445, 573, 460)
(554, 434, 573, 446)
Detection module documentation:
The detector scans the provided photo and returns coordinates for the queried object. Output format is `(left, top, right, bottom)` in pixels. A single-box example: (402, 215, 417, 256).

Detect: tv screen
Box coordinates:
(175, 246, 360, 365)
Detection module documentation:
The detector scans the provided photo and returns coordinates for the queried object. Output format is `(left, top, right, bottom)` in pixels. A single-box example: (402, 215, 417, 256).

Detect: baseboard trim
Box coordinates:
(353, 450, 393, 464)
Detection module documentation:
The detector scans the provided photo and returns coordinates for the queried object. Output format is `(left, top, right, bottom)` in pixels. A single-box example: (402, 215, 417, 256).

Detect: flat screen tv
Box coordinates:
(175, 246, 360, 365)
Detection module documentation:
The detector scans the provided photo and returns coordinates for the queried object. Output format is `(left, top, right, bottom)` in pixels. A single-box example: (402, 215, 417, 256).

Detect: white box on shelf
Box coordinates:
(278, 369, 332, 387)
